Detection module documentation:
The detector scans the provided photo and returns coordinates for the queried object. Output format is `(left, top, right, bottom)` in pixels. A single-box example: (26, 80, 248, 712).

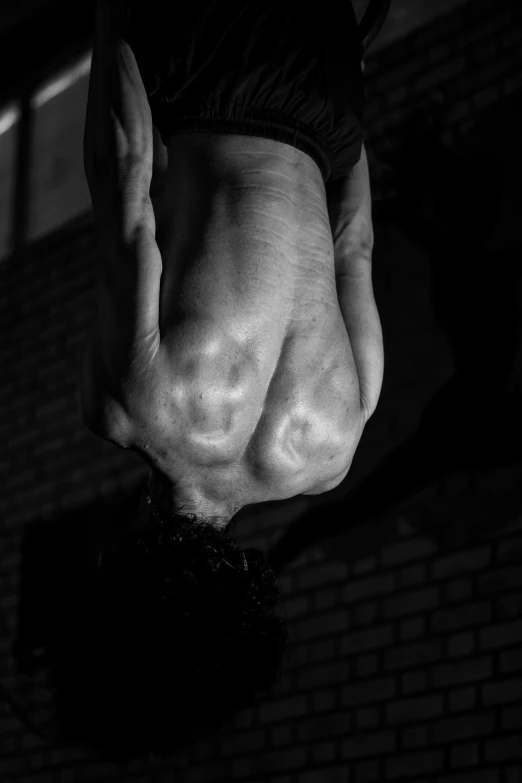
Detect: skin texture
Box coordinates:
(81, 1, 384, 524)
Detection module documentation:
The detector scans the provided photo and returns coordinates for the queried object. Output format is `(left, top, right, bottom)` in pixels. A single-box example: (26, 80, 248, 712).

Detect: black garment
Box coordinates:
(125, 0, 364, 184)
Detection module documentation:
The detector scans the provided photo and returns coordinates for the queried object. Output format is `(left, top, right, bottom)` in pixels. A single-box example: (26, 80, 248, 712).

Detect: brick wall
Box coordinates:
(1, 0, 522, 780)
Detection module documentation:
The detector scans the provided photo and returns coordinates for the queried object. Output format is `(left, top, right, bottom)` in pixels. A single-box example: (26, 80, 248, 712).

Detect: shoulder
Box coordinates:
(79, 323, 135, 449)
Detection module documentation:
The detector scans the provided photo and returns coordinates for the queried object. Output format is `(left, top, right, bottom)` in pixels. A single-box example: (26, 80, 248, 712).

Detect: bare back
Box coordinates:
(87, 133, 365, 511)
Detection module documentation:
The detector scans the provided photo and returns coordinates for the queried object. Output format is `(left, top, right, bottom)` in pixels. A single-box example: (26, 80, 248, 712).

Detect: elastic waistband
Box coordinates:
(153, 105, 333, 183)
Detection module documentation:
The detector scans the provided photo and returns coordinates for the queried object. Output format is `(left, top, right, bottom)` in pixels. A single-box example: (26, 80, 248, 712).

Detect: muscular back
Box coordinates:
(82, 133, 366, 509)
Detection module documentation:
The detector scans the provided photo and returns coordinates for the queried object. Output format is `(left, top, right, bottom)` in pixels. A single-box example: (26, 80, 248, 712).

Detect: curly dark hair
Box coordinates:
(45, 497, 293, 763)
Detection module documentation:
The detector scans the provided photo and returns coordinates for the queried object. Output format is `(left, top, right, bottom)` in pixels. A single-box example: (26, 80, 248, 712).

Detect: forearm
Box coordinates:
(85, 0, 154, 245)
(329, 144, 383, 420)
(327, 143, 374, 275)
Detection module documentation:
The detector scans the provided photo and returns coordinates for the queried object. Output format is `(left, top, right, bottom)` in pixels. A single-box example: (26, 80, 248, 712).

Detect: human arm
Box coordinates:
(81, 0, 162, 432)
(83, 0, 162, 370)
(326, 144, 384, 421)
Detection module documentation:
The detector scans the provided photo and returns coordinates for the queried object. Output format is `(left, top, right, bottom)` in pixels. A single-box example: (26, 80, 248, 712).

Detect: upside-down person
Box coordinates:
(48, 0, 384, 762)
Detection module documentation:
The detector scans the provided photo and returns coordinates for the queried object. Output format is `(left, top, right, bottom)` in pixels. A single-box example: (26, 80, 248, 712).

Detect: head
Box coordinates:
(46, 484, 293, 763)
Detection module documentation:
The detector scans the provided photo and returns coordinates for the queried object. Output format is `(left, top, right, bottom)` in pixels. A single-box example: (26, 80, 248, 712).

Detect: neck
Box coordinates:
(146, 469, 175, 519)
(136, 469, 233, 531)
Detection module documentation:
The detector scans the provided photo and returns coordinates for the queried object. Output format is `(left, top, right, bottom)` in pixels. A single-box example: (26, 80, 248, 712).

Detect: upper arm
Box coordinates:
(80, 218, 163, 446)
(84, 2, 162, 386)
(327, 146, 383, 421)
(95, 219, 162, 400)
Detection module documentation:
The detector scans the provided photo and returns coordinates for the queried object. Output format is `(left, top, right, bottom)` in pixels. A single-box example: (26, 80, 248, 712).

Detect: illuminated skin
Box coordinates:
(81, 0, 384, 524)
